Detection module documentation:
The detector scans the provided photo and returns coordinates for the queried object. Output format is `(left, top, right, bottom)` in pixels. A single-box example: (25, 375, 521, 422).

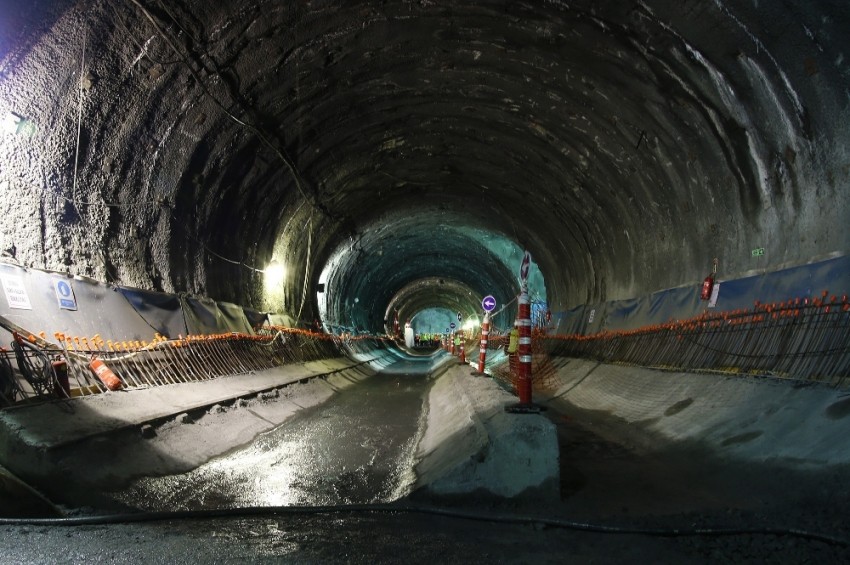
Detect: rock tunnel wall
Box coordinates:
(0, 1, 848, 332)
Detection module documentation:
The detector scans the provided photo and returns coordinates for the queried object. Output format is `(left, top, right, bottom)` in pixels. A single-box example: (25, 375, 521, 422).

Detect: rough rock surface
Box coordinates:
(1, 1, 847, 325)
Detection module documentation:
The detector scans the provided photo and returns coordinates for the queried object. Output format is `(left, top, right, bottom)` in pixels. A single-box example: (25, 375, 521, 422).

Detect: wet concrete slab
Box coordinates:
(0, 354, 401, 514)
(3, 351, 560, 517)
(0, 357, 370, 451)
(117, 358, 438, 510)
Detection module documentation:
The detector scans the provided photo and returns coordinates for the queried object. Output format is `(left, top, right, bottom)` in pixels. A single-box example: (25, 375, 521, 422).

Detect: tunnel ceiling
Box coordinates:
(0, 0, 847, 329)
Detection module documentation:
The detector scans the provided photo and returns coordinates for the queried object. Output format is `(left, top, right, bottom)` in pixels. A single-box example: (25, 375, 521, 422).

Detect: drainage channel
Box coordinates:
(114, 357, 438, 511)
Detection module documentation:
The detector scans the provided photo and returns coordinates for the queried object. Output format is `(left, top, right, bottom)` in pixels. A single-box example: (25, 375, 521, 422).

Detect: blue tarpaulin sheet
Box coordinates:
(116, 286, 187, 339)
(553, 255, 850, 335)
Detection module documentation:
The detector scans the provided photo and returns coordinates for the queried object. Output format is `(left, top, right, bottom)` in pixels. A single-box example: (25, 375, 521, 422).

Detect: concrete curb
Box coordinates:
(414, 365, 559, 498)
(1, 357, 376, 450)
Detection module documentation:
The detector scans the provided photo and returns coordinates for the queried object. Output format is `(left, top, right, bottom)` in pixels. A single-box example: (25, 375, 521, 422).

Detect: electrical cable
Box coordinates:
(110, 4, 180, 67)
(70, 29, 86, 219)
(164, 207, 266, 273)
(0, 504, 846, 548)
(295, 212, 313, 321)
(120, 0, 344, 286)
(124, 0, 319, 213)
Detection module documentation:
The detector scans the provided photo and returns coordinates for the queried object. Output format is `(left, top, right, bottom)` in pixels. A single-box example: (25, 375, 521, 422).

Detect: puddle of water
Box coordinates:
(118, 368, 432, 511)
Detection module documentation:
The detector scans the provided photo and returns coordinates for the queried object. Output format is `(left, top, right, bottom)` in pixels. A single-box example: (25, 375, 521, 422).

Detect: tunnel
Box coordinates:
(0, 1, 849, 562)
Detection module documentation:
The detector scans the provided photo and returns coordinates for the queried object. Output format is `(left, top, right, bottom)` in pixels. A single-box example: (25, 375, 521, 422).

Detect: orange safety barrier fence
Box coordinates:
(455, 290, 850, 396)
(542, 291, 849, 386)
(0, 322, 389, 408)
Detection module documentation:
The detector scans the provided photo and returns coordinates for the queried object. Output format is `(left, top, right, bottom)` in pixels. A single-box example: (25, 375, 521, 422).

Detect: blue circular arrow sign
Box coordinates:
(482, 295, 496, 312)
(57, 281, 71, 297)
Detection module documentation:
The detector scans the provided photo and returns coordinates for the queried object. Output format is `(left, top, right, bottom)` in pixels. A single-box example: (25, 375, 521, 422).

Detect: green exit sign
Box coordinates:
(752, 247, 765, 257)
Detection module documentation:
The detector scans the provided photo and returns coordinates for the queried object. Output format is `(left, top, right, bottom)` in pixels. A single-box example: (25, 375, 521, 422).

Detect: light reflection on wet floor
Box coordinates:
(118, 360, 434, 511)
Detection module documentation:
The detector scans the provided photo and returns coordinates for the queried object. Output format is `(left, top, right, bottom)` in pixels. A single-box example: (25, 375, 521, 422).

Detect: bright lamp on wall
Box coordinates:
(264, 259, 285, 285)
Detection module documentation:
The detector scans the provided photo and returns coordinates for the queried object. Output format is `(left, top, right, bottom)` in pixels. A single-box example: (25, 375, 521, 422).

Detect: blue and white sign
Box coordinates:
(456, 311, 462, 322)
(54, 278, 78, 311)
(482, 295, 496, 312)
(449, 322, 456, 329)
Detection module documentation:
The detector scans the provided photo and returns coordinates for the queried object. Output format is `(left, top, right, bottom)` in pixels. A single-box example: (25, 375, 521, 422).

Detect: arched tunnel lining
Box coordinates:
(0, 2, 849, 546)
(317, 216, 546, 334)
(0, 0, 846, 330)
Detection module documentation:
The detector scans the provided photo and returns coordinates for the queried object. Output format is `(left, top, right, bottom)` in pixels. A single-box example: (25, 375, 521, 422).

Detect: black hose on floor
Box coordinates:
(0, 503, 847, 548)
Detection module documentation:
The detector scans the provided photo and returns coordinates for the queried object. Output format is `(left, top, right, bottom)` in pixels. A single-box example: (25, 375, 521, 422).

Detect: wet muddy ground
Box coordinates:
(116, 360, 432, 510)
(4, 358, 850, 562)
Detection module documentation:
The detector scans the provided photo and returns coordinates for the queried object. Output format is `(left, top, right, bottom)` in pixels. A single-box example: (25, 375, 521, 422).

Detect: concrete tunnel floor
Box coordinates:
(115, 358, 432, 510)
(2, 352, 850, 563)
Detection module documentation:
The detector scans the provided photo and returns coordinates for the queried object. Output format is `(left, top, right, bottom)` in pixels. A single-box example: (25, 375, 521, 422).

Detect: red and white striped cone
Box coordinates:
(477, 311, 490, 373)
(459, 333, 466, 363)
(450, 332, 456, 355)
(516, 281, 533, 405)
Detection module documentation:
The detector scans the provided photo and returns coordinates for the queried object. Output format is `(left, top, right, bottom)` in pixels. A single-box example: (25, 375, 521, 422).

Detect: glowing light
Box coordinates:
(264, 259, 285, 288)
(463, 318, 479, 330)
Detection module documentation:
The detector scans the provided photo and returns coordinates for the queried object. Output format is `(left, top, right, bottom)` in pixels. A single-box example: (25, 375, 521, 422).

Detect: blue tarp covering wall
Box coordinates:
(182, 296, 255, 335)
(117, 286, 186, 339)
(242, 308, 269, 330)
(2, 255, 846, 344)
(0, 263, 268, 346)
(554, 255, 850, 335)
(0, 264, 172, 344)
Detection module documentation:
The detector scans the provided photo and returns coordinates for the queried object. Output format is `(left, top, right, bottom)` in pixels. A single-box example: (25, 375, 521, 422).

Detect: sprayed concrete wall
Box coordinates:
(545, 358, 850, 466)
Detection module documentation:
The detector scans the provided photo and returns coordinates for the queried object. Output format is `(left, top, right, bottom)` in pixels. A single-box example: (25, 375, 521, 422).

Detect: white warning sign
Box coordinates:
(54, 278, 78, 311)
(1, 274, 32, 310)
